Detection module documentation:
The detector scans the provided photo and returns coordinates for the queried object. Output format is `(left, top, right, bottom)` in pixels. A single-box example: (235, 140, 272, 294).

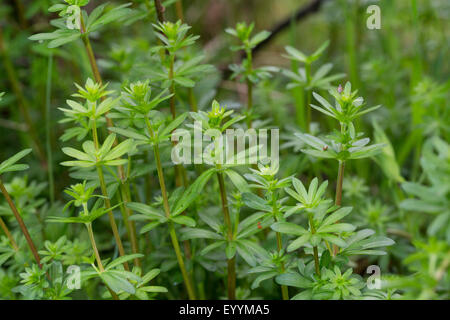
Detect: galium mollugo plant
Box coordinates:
(47, 181, 153, 300)
(242, 162, 292, 299)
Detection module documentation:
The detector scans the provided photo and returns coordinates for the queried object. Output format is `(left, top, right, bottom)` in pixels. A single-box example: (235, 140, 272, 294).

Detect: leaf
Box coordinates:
(242, 193, 271, 212)
(271, 222, 307, 236)
(126, 202, 165, 220)
(276, 273, 311, 288)
(225, 241, 237, 259)
(251, 271, 278, 289)
(284, 46, 307, 63)
(104, 139, 133, 161)
(100, 272, 135, 294)
(172, 168, 215, 216)
(0, 149, 32, 174)
(106, 254, 144, 270)
(171, 215, 196, 227)
(320, 207, 352, 227)
(179, 228, 222, 241)
(317, 223, 356, 233)
(287, 234, 311, 252)
(140, 222, 161, 234)
(224, 169, 250, 193)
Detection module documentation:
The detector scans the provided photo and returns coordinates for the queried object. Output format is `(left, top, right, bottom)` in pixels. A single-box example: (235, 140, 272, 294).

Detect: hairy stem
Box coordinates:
(0, 178, 41, 267)
(216, 169, 236, 300)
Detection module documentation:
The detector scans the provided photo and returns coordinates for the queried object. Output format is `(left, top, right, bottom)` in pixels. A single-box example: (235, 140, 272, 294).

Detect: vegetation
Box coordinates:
(0, 0, 448, 300)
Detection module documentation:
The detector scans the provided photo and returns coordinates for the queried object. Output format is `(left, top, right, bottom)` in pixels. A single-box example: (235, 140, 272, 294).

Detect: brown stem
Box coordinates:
(154, 0, 165, 22)
(0, 216, 19, 250)
(0, 178, 42, 267)
(175, 0, 184, 22)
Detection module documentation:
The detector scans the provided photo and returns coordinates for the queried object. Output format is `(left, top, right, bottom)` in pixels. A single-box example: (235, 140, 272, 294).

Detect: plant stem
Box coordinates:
(308, 216, 320, 276)
(216, 169, 236, 300)
(245, 49, 253, 128)
(154, 0, 165, 22)
(335, 160, 345, 206)
(271, 193, 289, 300)
(145, 117, 196, 299)
(0, 177, 42, 267)
(45, 52, 55, 204)
(332, 160, 346, 256)
(175, 0, 184, 21)
(92, 121, 129, 270)
(80, 15, 140, 266)
(86, 223, 104, 272)
(85, 220, 119, 300)
(0, 216, 19, 251)
(304, 62, 312, 133)
(188, 88, 198, 112)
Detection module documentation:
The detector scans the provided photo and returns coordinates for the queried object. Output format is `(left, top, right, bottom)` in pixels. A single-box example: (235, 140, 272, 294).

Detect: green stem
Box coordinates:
(45, 52, 55, 204)
(188, 88, 198, 112)
(271, 193, 289, 300)
(245, 49, 253, 128)
(308, 216, 320, 276)
(335, 160, 345, 207)
(85, 220, 119, 300)
(0, 177, 42, 267)
(304, 62, 311, 133)
(145, 117, 196, 300)
(216, 169, 236, 300)
(92, 121, 129, 270)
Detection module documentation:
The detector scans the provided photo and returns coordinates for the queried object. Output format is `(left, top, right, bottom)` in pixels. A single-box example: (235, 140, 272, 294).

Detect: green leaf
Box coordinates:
(0, 149, 32, 174)
(224, 169, 250, 193)
(320, 207, 352, 227)
(104, 139, 133, 161)
(276, 273, 311, 288)
(171, 215, 196, 227)
(179, 228, 222, 241)
(225, 241, 237, 259)
(271, 222, 307, 236)
(106, 254, 144, 270)
(287, 234, 311, 252)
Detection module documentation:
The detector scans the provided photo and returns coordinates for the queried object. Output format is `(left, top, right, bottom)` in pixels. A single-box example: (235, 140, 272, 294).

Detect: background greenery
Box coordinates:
(0, 0, 448, 300)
